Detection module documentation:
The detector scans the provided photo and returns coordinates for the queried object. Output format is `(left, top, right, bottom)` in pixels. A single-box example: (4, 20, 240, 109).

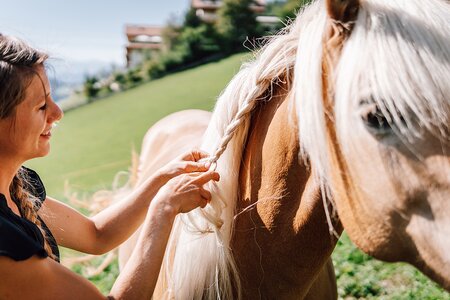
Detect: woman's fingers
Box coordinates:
(183, 161, 210, 173)
(157, 168, 219, 213)
(191, 149, 210, 162)
(191, 170, 220, 186)
(180, 149, 210, 162)
(199, 187, 212, 202)
(199, 198, 208, 208)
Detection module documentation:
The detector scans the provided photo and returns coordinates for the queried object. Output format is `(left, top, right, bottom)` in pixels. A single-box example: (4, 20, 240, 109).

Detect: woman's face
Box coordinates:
(0, 66, 63, 162)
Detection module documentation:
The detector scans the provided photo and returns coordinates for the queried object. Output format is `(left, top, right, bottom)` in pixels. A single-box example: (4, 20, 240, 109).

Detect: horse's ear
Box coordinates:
(322, 0, 361, 103)
(325, 0, 360, 24)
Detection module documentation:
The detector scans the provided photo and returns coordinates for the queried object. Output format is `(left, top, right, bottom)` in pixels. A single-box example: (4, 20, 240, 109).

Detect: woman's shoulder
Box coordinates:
(0, 209, 48, 261)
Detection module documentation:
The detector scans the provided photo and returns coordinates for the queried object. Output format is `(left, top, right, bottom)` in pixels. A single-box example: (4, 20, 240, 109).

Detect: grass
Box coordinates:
(27, 54, 449, 298)
(333, 234, 450, 299)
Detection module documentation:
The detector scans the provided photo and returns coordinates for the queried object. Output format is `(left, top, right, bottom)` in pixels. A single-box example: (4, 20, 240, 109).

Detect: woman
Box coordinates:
(0, 34, 219, 299)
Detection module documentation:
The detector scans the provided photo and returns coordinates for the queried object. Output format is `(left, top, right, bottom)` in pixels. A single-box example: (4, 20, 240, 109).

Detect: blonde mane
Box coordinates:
(160, 3, 321, 299)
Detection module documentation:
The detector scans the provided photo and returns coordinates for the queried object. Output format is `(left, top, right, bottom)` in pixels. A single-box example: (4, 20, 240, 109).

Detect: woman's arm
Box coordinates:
(39, 150, 211, 255)
(111, 169, 218, 298)
(39, 173, 166, 255)
(0, 170, 219, 299)
(0, 255, 106, 299)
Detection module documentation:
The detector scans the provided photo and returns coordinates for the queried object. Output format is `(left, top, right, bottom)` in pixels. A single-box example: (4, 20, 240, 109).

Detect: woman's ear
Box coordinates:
(325, 0, 360, 23)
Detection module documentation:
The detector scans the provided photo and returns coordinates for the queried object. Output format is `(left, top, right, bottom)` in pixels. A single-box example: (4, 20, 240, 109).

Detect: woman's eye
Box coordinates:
(39, 103, 47, 111)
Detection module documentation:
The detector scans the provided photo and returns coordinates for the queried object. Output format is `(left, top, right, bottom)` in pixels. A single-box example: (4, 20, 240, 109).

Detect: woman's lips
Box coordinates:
(40, 131, 52, 139)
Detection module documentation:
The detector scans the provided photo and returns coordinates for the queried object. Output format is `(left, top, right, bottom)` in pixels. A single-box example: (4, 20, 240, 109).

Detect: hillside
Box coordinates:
(27, 54, 248, 199)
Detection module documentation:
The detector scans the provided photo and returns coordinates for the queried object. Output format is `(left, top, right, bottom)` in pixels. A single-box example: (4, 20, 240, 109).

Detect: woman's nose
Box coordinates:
(48, 98, 64, 123)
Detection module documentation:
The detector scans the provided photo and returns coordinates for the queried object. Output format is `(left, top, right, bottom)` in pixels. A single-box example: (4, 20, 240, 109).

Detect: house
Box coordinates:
(125, 25, 164, 68)
(124, 1, 280, 67)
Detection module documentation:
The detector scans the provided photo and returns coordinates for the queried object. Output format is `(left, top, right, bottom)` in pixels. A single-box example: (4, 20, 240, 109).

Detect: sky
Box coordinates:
(0, 0, 189, 67)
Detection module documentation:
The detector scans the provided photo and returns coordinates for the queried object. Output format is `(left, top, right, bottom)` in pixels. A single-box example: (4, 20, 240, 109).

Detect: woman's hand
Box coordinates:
(115, 169, 219, 299)
(152, 170, 220, 217)
(155, 149, 212, 185)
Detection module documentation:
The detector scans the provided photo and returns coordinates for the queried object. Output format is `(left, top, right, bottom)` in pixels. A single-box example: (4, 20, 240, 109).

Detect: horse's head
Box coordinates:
(296, 0, 449, 289)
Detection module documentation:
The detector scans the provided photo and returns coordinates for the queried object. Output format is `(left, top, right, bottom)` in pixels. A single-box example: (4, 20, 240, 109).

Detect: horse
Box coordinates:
(118, 109, 338, 299)
(118, 0, 450, 298)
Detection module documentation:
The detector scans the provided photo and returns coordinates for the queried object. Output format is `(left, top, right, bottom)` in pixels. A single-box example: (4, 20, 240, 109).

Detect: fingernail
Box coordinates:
(204, 162, 211, 168)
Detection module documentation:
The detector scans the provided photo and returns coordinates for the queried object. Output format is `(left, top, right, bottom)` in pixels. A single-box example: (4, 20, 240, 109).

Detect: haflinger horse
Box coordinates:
(118, 0, 450, 298)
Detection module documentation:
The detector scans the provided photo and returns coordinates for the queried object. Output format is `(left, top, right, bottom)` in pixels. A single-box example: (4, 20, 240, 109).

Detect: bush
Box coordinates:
(83, 76, 100, 101)
(126, 68, 144, 86)
(176, 25, 221, 63)
(160, 49, 187, 72)
(145, 59, 166, 79)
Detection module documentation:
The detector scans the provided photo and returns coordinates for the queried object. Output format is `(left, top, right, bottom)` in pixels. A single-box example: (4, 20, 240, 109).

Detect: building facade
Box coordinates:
(125, 25, 164, 68)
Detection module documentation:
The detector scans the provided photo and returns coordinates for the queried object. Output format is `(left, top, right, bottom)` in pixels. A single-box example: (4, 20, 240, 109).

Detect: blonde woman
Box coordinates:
(0, 34, 219, 299)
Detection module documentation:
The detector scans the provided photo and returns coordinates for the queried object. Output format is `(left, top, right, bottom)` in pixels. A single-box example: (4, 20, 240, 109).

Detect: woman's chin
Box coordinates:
(34, 144, 51, 158)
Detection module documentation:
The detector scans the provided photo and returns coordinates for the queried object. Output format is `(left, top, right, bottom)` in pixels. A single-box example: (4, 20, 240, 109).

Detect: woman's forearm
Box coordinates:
(86, 154, 209, 254)
(108, 169, 218, 299)
(109, 200, 176, 299)
(89, 173, 167, 254)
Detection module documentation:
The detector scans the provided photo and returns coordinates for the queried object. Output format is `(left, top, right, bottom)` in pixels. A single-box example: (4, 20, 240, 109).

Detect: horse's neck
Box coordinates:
(232, 88, 340, 298)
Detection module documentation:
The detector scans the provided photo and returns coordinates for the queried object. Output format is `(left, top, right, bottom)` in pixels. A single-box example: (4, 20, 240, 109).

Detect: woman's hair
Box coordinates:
(0, 34, 56, 260)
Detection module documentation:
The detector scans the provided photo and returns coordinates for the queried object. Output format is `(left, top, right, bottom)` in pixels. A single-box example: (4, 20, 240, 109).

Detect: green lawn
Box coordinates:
(27, 54, 449, 299)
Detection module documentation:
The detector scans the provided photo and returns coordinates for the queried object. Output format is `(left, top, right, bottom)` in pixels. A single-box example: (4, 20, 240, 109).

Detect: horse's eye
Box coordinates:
(364, 107, 390, 130)
(359, 100, 392, 135)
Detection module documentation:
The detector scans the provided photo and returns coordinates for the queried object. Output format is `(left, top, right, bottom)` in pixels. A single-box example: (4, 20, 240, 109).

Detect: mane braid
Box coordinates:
(208, 93, 261, 166)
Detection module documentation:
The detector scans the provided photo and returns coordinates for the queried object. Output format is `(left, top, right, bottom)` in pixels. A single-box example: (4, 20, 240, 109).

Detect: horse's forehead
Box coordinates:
(340, 1, 449, 84)
(353, 0, 449, 45)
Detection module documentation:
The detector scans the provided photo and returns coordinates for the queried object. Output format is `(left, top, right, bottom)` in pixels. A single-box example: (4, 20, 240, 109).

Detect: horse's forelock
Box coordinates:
(295, 0, 329, 181)
(296, 0, 450, 187)
(335, 0, 450, 147)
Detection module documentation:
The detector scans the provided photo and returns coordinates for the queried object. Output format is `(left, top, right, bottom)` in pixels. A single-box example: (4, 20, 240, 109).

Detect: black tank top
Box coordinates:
(0, 167, 60, 262)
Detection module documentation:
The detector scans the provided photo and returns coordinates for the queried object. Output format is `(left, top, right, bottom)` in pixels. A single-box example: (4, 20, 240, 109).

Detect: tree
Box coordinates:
(216, 0, 262, 52)
(177, 25, 221, 62)
(184, 8, 202, 28)
(277, 0, 313, 21)
(162, 16, 183, 52)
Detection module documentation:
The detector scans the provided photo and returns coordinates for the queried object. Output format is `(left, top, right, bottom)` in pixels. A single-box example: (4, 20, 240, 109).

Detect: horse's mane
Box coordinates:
(161, 3, 322, 299)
